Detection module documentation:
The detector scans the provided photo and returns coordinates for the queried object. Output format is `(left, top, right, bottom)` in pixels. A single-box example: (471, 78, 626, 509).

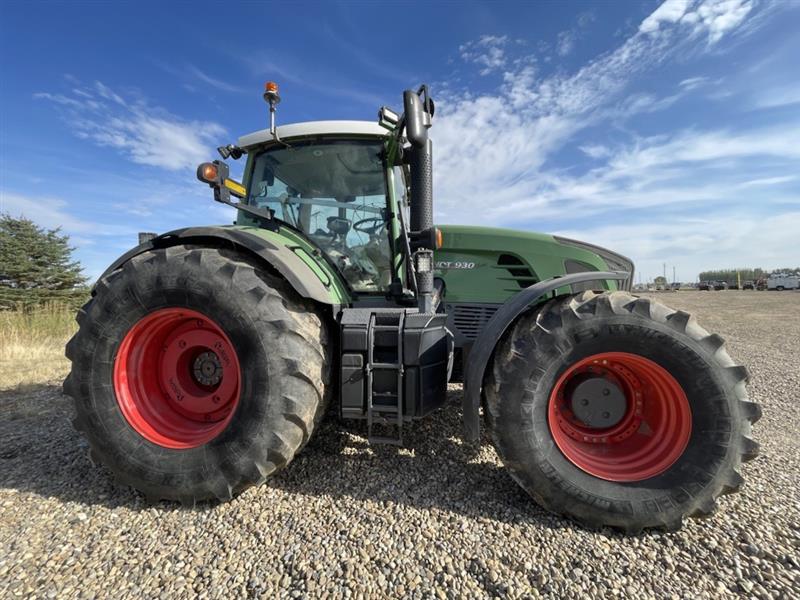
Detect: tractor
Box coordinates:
(64, 83, 760, 532)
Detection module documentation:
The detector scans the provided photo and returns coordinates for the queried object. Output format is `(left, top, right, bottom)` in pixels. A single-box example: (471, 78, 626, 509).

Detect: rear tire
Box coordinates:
(486, 291, 761, 532)
(64, 245, 330, 503)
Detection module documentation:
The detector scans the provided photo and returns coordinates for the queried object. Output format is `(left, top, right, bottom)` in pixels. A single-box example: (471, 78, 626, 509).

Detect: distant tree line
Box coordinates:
(0, 214, 89, 310)
(698, 268, 800, 282)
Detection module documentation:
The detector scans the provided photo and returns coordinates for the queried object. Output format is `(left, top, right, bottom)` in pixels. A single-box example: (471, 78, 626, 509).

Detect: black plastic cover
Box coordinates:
(338, 309, 450, 420)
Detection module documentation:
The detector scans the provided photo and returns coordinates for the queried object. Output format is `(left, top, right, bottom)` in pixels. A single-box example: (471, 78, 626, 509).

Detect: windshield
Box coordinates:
(247, 139, 392, 293)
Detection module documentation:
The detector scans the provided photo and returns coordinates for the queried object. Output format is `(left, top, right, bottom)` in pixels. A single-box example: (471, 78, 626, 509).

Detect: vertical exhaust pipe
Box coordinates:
(403, 89, 435, 313)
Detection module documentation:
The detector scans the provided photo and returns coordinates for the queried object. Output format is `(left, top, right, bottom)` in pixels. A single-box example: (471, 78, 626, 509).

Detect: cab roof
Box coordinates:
(238, 120, 387, 150)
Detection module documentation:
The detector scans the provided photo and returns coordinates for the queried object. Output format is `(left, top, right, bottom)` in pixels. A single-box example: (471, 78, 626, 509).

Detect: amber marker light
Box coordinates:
(197, 162, 218, 183)
(435, 227, 443, 249)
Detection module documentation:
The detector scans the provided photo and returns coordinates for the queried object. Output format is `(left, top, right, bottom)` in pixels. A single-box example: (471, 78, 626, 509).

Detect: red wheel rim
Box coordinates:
(547, 352, 691, 482)
(113, 308, 241, 449)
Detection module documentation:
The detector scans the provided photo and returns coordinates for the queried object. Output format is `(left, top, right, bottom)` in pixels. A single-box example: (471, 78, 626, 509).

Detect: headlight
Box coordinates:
(554, 236, 634, 292)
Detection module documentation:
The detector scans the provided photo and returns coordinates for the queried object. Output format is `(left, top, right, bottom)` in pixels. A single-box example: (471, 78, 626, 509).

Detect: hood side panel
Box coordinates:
(435, 225, 617, 303)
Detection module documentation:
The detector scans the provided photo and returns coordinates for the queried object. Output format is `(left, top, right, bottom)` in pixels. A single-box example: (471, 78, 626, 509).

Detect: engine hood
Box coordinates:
(434, 225, 632, 303)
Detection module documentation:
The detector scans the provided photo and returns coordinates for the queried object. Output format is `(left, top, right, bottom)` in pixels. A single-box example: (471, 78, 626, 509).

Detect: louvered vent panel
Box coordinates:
(451, 304, 500, 340)
(497, 254, 538, 288)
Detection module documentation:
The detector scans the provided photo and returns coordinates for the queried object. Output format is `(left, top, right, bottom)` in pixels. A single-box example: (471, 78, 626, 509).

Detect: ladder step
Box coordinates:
(366, 311, 404, 446)
(371, 362, 401, 370)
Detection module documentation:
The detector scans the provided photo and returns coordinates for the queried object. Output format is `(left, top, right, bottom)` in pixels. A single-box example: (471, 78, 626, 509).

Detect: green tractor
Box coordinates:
(65, 83, 760, 532)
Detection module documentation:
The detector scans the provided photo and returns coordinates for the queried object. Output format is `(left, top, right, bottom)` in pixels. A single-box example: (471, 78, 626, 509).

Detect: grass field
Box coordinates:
(0, 303, 77, 390)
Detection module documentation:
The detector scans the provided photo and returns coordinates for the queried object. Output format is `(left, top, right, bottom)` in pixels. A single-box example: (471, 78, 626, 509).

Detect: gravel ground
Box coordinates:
(1, 291, 798, 599)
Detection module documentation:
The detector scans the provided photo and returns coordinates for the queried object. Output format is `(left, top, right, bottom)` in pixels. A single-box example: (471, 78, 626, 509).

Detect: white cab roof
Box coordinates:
(238, 120, 387, 149)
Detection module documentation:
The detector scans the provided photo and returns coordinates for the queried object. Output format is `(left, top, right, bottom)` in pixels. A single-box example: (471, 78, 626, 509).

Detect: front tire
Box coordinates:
(64, 245, 330, 503)
(486, 291, 761, 532)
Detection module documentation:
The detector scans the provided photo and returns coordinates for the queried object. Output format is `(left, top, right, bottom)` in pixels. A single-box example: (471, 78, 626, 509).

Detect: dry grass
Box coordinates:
(0, 303, 77, 391)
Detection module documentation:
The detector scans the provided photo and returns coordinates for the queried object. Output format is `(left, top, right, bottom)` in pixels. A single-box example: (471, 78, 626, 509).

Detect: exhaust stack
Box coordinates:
(403, 88, 435, 314)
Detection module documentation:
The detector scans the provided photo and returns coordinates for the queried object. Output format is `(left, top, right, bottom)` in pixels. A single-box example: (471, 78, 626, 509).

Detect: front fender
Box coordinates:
(461, 271, 629, 443)
(96, 226, 348, 305)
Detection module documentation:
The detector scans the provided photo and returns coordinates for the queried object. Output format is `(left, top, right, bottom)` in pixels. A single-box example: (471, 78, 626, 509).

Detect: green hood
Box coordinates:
(434, 225, 626, 304)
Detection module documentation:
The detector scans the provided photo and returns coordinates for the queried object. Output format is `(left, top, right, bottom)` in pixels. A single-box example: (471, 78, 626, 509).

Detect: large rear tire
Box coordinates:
(486, 291, 761, 532)
(64, 245, 330, 503)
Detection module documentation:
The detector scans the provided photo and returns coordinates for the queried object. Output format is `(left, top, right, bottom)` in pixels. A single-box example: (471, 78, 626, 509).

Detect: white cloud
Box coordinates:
(32, 92, 96, 110)
(94, 81, 127, 106)
(556, 30, 575, 57)
(738, 175, 797, 187)
(639, 0, 692, 34)
(34, 81, 226, 171)
(604, 126, 800, 175)
(577, 11, 596, 28)
(696, 0, 754, 43)
(459, 35, 510, 75)
(478, 124, 800, 217)
(156, 62, 248, 95)
(185, 65, 246, 94)
(579, 144, 612, 159)
(639, 0, 754, 44)
(614, 92, 683, 115)
(678, 76, 709, 89)
(555, 10, 595, 57)
(0, 190, 135, 236)
(753, 85, 800, 109)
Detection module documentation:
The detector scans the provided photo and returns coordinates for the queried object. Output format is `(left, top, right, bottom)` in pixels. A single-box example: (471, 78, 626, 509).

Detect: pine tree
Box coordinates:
(0, 214, 87, 289)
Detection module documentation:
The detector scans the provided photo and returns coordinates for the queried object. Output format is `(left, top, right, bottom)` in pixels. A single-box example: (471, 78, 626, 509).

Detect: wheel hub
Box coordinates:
(193, 351, 223, 386)
(569, 377, 627, 428)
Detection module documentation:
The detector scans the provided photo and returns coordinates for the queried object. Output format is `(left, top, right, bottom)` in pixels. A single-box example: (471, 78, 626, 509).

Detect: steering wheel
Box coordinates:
(353, 217, 386, 236)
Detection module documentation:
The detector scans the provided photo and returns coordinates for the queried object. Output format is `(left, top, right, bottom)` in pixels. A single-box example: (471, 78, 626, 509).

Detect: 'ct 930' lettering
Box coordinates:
(435, 261, 476, 270)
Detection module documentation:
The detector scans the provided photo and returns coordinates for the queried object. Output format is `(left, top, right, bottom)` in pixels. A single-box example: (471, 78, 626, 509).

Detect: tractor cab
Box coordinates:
(236, 122, 399, 294)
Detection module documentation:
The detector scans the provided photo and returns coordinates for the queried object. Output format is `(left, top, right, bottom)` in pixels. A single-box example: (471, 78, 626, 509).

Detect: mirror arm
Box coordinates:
(213, 194, 275, 225)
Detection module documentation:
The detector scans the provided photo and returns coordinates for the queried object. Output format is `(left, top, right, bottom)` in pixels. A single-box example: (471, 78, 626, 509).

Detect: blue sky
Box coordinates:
(1, 0, 799, 283)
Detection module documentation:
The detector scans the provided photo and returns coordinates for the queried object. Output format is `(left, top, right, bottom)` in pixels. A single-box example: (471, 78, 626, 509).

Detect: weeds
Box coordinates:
(0, 302, 77, 390)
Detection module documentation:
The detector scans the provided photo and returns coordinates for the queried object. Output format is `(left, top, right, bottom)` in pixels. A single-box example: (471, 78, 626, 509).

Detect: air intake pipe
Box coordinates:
(403, 88, 435, 314)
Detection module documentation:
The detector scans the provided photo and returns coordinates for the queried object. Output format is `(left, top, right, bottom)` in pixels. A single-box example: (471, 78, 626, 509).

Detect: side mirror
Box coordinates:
(403, 85, 433, 148)
(197, 160, 246, 203)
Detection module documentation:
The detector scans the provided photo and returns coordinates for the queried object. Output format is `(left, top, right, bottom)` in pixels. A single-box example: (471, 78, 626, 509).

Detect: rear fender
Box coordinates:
(462, 271, 629, 443)
(96, 226, 343, 305)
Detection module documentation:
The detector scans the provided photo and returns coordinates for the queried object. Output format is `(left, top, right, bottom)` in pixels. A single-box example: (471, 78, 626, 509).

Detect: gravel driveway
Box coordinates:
(1, 291, 798, 599)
